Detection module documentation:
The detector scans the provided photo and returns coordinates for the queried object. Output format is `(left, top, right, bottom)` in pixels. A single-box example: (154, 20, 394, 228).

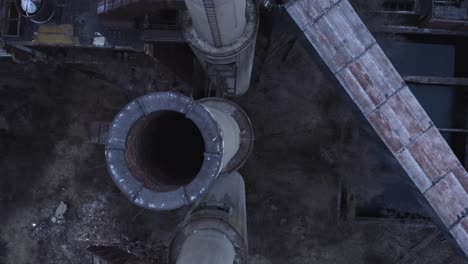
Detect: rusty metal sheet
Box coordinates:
(332, 0, 376, 59)
(302, 0, 375, 73)
(367, 109, 405, 153)
(385, 87, 430, 141)
(453, 164, 468, 193)
(408, 127, 459, 182)
(336, 65, 377, 113)
(424, 172, 468, 227)
(397, 86, 433, 131)
(450, 217, 468, 254)
(364, 45, 405, 96)
(346, 57, 387, 105)
(285, 0, 343, 31)
(379, 101, 413, 147)
(345, 45, 402, 105)
(396, 148, 433, 192)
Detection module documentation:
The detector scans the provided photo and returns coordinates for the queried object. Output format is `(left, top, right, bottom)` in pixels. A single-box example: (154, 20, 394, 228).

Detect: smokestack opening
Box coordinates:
(126, 111, 205, 191)
(106, 92, 253, 210)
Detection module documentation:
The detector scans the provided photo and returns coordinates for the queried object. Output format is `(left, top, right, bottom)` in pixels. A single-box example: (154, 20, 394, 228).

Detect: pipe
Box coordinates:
(176, 230, 236, 264)
(105, 92, 253, 211)
(438, 128, 468, 133)
(183, 0, 258, 96)
(170, 171, 248, 264)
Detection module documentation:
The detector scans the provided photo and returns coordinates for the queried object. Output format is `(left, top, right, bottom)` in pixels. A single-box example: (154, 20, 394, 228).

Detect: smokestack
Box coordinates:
(105, 92, 253, 210)
(183, 0, 258, 96)
(170, 171, 248, 264)
(184, 0, 247, 47)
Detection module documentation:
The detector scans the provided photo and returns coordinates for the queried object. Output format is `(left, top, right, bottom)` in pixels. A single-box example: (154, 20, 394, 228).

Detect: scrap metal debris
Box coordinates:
(29, 220, 51, 240)
(51, 201, 68, 224)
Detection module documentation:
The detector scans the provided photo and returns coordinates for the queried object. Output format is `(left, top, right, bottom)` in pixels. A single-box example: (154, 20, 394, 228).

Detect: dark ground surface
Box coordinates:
(0, 8, 466, 264)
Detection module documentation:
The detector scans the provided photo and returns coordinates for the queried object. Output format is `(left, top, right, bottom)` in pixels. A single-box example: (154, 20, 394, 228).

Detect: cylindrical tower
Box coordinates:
(184, 0, 247, 47)
(105, 92, 253, 210)
(170, 171, 248, 264)
(183, 0, 258, 96)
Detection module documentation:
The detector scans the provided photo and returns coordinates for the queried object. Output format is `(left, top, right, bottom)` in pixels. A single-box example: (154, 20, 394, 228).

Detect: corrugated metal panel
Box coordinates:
(286, 0, 468, 257)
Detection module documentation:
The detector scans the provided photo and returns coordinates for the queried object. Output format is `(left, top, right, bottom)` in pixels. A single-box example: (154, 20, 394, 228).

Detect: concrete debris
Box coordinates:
(60, 244, 74, 260)
(93, 32, 108, 47)
(51, 201, 68, 224)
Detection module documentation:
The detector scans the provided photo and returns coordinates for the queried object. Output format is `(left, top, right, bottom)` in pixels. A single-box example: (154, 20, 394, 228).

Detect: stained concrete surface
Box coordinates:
(0, 14, 465, 264)
(0, 63, 183, 263)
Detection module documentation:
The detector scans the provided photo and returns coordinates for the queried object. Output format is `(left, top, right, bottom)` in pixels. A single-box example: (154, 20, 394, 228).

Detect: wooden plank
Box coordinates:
(397, 231, 442, 264)
(404, 76, 468, 86)
(439, 128, 468, 133)
(37, 24, 74, 35)
(353, 217, 435, 229)
(372, 25, 468, 37)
